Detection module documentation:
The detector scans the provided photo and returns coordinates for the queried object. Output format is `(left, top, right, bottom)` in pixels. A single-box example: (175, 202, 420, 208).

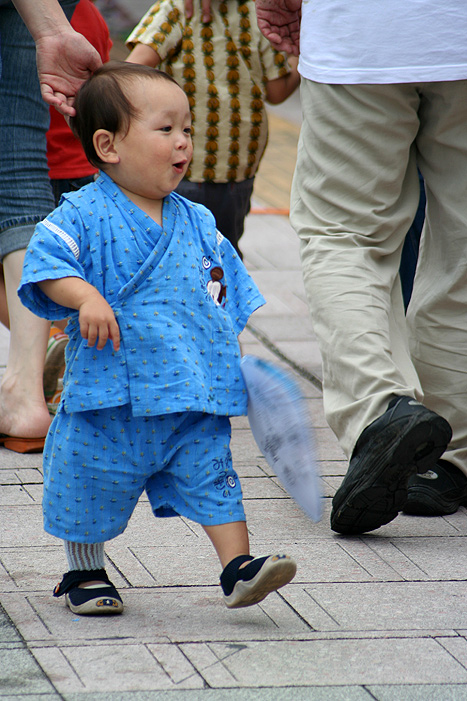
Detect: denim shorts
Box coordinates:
(0, 0, 78, 258)
(42, 405, 246, 543)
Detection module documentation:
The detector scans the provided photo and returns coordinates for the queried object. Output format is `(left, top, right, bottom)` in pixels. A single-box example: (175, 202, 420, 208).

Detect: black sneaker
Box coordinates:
(330, 396, 452, 535)
(403, 459, 467, 516)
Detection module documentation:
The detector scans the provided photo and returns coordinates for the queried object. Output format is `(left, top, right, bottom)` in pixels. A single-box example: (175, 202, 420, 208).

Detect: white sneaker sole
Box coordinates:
(65, 592, 123, 615)
(223, 554, 297, 609)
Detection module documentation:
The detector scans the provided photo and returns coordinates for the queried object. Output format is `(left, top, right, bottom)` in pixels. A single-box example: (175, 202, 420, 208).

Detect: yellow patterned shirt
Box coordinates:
(126, 0, 290, 183)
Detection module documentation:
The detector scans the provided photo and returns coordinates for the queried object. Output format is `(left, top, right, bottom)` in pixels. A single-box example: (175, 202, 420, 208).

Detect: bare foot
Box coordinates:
(0, 373, 51, 438)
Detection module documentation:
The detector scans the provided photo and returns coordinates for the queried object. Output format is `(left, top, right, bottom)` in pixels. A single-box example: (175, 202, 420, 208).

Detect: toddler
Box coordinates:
(19, 62, 296, 616)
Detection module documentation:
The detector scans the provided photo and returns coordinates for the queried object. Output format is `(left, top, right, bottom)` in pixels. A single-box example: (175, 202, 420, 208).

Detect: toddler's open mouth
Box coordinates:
(173, 160, 187, 174)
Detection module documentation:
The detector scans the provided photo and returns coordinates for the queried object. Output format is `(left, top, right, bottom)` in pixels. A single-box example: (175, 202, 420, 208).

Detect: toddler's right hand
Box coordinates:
(78, 292, 120, 351)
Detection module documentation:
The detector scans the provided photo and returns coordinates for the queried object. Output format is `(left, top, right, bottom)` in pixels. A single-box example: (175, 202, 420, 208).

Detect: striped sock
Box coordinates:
(64, 541, 106, 571)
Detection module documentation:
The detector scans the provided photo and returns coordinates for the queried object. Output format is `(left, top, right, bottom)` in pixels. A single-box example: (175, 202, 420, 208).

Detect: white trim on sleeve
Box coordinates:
(42, 219, 80, 260)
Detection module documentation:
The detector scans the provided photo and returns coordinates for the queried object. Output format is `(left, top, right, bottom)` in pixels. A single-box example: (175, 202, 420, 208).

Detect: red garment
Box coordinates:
(47, 0, 112, 179)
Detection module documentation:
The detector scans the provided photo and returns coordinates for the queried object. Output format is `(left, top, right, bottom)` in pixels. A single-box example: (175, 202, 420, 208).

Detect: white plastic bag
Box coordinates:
(241, 355, 322, 522)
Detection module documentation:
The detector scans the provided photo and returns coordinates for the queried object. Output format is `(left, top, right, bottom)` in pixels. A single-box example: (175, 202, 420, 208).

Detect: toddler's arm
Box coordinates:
(265, 55, 300, 104)
(38, 277, 120, 351)
(126, 43, 161, 67)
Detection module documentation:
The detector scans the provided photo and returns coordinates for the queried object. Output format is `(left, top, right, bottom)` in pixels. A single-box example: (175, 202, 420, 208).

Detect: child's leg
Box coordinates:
(53, 541, 123, 616)
(203, 521, 250, 568)
(203, 522, 297, 609)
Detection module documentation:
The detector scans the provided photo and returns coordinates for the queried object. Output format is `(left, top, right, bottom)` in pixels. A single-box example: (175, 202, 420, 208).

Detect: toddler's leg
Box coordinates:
(203, 522, 297, 609)
(52, 541, 123, 615)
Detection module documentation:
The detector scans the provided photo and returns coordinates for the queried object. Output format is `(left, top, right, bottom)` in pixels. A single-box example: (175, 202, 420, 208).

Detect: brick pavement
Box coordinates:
(2, 102, 467, 698)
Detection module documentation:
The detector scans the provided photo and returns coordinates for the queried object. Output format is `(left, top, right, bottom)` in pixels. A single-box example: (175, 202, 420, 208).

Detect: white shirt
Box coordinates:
(298, 0, 467, 84)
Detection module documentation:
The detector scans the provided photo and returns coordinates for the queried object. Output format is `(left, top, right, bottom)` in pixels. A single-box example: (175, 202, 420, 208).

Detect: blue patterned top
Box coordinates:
(19, 172, 265, 416)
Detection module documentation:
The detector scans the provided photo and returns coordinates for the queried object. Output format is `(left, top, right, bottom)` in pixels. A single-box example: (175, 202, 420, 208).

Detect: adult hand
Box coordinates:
(184, 0, 211, 22)
(12, 0, 102, 116)
(36, 30, 102, 117)
(255, 0, 301, 55)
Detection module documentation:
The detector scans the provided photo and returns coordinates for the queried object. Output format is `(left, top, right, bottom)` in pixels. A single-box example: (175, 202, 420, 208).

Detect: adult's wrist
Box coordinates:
(12, 0, 71, 42)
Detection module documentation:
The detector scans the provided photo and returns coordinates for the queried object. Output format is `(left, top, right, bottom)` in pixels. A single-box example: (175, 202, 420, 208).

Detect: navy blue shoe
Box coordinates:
(54, 569, 123, 615)
(221, 554, 297, 608)
(330, 396, 452, 535)
(403, 459, 467, 516)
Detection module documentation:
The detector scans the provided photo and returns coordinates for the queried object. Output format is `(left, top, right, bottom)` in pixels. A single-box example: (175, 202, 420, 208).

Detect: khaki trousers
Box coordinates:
(291, 79, 467, 473)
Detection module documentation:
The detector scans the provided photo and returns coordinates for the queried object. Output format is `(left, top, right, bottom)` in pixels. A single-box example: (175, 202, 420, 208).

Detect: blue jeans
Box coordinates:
(399, 171, 426, 310)
(176, 178, 255, 258)
(0, 0, 78, 260)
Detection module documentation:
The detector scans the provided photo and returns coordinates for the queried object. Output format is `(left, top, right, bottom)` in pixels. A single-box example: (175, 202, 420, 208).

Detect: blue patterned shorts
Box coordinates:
(43, 406, 245, 543)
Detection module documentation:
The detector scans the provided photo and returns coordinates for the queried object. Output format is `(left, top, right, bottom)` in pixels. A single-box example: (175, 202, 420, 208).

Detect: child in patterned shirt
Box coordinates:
(126, 0, 300, 257)
(18, 62, 296, 616)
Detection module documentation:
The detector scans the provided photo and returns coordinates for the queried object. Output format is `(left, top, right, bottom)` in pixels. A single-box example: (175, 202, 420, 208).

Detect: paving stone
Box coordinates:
(281, 581, 467, 632)
(234, 464, 271, 478)
(387, 535, 467, 579)
(0, 545, 127, 593)
(0, 449, 43, 468)
(32, 642, 204, 694)
(368, 684, 467, 700)
(314, 429, 346, 461)
(63, 687, 373, 701)
(243, 538, 401, 584)
(319, 460, 348, 476)
(2, 588, 310, 646)
(0, 605, 21, 643)
(442, 507, 467, 534)
(1, 695, 59, 701)
(374, 514, 463, 538)
(240, 476, 288, 500)
(354, 538, 431, 581)
(116, 544, 220, 587)
(0, 646, 55, 695)
(274, 340, 323, 381)
(248, 314, 315, 343)
(20, 483, 43, 502)
(104, 502, 201, 548)
(15, 467, 44, 484)
(179, 638, 467, 687)
(0, 469, 21, 485)
(242, 497, 331, 541)
(0, 485, 35, 506)
(0, 505, 60, 547)
(436, 636, 467, 668)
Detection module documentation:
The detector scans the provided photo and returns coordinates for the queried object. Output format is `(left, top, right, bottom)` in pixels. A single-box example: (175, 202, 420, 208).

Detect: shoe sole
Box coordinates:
(223, 555, 297, 609)
(330, 412, 452, 535)
(65, 593, 123, 615)
(0, 435, 45, 454)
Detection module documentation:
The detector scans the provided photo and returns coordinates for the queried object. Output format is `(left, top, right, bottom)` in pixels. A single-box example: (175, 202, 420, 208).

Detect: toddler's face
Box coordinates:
(112, 78, 193, 202)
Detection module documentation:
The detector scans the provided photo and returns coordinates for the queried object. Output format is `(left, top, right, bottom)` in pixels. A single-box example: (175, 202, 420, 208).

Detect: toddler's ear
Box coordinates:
(93, 129, 120, 164)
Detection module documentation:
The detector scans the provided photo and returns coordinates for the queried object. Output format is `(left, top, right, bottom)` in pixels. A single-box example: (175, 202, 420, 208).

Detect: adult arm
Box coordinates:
(38, 278, 120, 351)
(12, 0, 102, 117)
(255, 0, 302, 55)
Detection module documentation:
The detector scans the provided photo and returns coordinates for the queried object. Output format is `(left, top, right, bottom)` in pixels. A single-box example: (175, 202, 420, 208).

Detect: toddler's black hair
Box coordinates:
(70, 60, 181, 168)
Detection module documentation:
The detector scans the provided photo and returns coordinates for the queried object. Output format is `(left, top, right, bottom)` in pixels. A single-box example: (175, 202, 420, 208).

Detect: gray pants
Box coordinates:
(292, 78, 467, 473)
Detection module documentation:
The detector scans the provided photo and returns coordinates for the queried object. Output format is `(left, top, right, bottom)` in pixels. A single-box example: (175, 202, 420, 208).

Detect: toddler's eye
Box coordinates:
(160, 126, 172, 132)
(184, 127, 192, 135)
